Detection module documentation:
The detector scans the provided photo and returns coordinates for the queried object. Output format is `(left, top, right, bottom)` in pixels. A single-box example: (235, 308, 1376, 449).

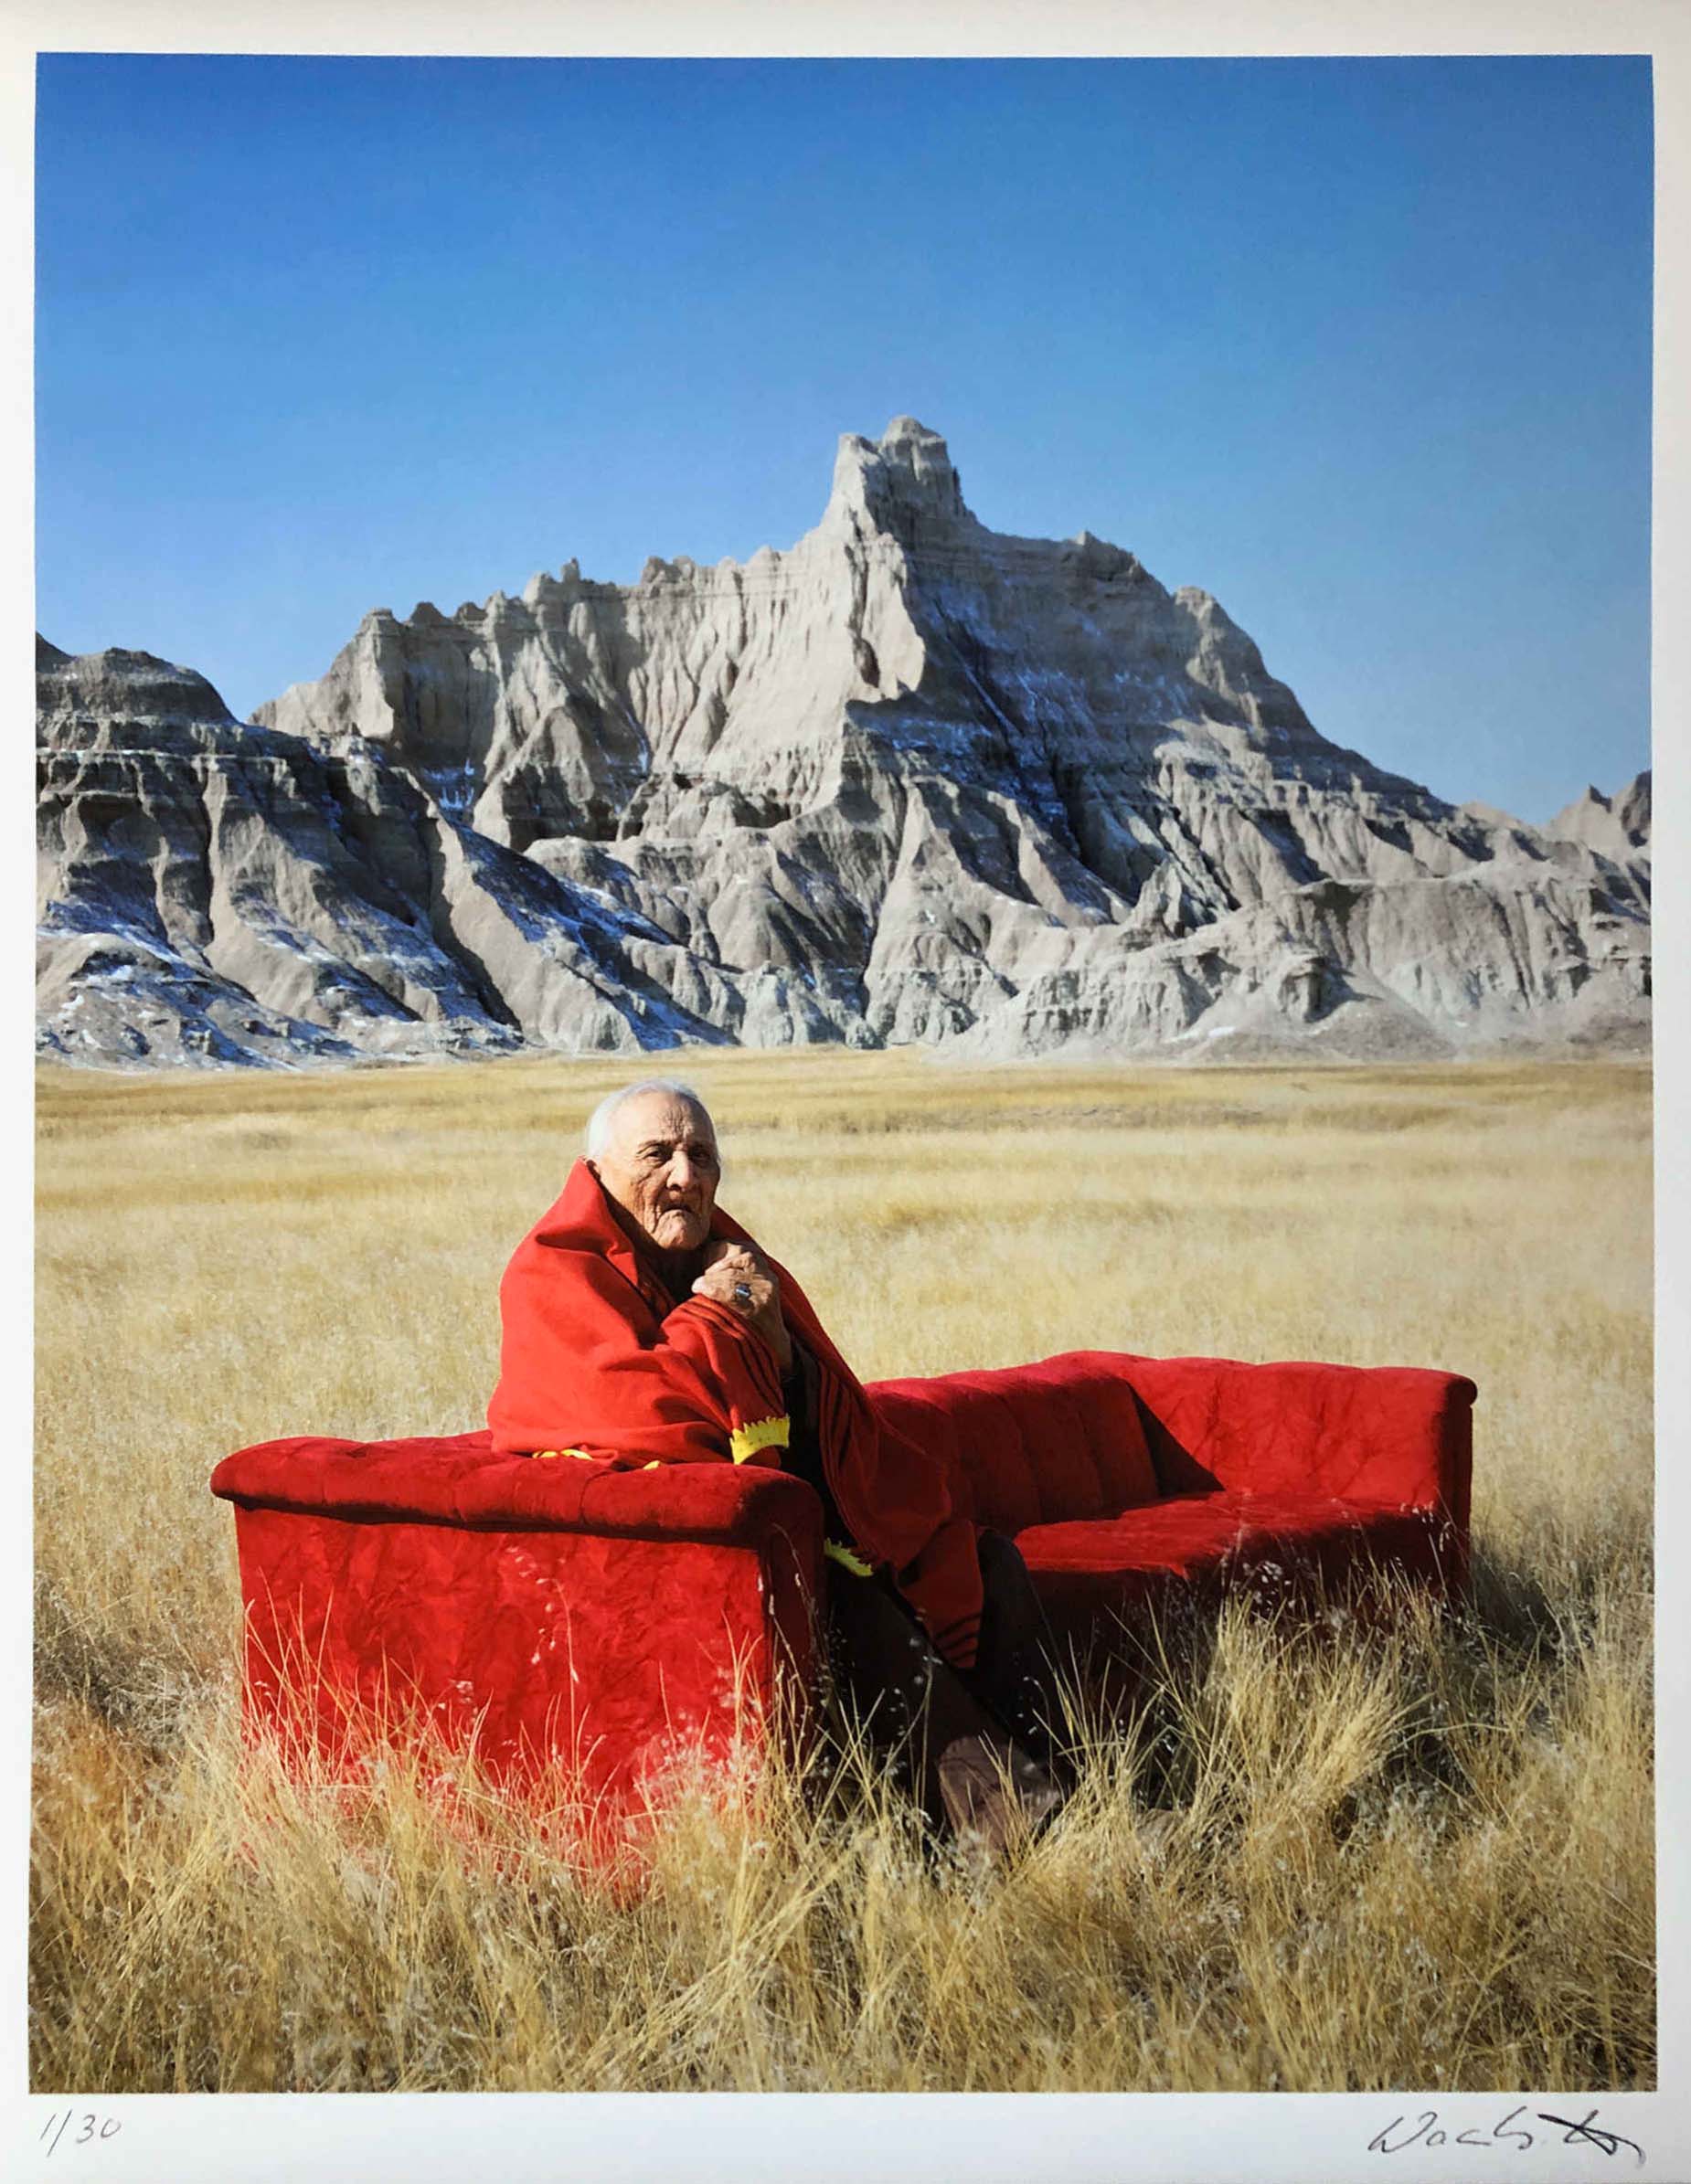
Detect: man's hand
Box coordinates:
(692, 1240, 792, 1373)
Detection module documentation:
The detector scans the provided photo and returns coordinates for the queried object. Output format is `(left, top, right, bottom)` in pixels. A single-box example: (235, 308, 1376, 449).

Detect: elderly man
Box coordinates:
(488, 1077, 1062, 1849)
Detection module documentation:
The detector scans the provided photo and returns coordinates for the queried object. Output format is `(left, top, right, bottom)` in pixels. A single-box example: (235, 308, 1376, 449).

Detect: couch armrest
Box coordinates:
(211, 1432, 825, 1554)
(1099, 1353, 1474, 1527)
(216, 1440, 827, 1800)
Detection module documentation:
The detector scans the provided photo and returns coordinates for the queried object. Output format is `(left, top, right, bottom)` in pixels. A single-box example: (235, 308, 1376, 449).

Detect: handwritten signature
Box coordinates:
(1370, 2105, 1643, 2164)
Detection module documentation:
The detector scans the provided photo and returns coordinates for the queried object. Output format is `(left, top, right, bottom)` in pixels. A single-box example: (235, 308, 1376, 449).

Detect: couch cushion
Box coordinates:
(1017, 1487, 1452, 1641)
(867, 1352, 1160, 1532)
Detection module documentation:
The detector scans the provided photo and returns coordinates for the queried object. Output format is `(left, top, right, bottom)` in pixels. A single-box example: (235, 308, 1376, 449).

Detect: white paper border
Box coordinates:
(5, 5, 1683, 2179)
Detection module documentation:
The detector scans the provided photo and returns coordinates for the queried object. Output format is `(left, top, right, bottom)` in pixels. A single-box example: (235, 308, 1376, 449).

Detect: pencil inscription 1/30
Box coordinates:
(37, 2111, 122, 2157)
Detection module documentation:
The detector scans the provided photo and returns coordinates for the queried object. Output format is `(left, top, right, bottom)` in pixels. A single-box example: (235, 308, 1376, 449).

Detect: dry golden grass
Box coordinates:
(32, 1051, 1653, 2091)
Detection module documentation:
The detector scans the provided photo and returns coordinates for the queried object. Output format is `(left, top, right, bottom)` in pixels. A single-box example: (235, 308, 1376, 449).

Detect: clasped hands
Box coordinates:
(691, 1238, 792, 1372)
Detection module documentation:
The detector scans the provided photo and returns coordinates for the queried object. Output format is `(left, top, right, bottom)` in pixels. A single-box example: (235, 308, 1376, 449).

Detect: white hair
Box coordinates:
(584, 1078, 715, 1160)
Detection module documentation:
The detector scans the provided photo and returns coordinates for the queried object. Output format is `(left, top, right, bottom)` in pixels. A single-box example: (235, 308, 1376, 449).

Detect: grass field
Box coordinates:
(32, 1051, 1654, 2092)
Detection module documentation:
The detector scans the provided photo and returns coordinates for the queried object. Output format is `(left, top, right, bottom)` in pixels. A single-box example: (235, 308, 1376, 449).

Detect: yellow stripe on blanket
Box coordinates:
(534, 1447, 661, 1471)
(729, 1413, 791, 1464)
(823, 1540, 876, 1578)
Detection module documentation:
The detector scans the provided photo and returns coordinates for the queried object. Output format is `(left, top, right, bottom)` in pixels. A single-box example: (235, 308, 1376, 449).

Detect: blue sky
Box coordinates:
(36, 53, 1652, 822)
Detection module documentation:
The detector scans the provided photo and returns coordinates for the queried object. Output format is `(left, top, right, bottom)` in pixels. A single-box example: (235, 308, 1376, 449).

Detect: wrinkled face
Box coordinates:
(590, 1092, 720, 1256)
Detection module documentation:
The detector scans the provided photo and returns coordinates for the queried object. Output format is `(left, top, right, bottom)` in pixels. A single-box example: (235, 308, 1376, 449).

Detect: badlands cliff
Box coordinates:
(38, 418, 1650, 1067)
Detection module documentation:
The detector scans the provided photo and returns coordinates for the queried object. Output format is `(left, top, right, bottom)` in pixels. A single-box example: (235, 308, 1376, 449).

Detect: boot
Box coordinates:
(937, 1733, 1062, 1861)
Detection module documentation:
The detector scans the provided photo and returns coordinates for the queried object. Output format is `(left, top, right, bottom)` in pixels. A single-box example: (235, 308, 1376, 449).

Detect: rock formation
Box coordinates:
(39, 419, 1651, 1067)
(1543, 774, 1652, 862)
(36, 641, 818, 1066)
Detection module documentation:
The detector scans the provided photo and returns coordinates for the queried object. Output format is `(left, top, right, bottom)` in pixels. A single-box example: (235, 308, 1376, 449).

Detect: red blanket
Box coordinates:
(488, 1161, 984, 1667)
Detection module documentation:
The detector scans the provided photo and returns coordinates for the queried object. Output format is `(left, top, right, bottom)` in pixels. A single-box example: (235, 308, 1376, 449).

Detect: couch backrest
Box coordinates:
(867, 1352, 1160, 1536)
(1109, 1354, 1474, 1515)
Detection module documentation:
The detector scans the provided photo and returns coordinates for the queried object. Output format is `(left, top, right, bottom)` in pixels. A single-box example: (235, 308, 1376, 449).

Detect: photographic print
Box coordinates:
(24, 10, 1673, 2177)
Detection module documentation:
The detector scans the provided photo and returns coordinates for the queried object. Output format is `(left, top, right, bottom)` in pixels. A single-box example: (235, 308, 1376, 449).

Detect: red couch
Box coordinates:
(209, 1350, 1473, 1806)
